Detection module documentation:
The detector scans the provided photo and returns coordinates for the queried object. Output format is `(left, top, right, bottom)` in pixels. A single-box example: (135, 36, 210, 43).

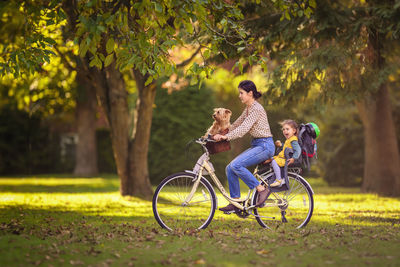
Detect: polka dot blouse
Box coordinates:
(225, 101, 272, 141)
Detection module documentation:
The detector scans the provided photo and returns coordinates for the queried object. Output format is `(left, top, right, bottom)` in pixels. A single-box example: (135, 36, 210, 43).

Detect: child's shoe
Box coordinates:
(270, 179, 284, 187)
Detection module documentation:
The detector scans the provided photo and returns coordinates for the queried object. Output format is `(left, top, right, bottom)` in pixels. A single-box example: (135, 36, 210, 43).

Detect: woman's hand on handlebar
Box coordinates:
(213, 134, 228, 142)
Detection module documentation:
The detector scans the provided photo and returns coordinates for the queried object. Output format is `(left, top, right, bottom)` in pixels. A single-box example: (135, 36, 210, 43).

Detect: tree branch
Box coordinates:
(176, 46, 202, 68)
(53, 45, 76, 73)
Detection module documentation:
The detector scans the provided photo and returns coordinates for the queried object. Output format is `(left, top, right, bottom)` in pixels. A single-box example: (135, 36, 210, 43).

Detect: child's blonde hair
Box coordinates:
(280, 119, 299, 136)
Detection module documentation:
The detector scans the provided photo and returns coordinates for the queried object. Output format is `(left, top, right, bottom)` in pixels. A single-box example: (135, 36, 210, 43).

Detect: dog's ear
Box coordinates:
(225, 109, 232, 115)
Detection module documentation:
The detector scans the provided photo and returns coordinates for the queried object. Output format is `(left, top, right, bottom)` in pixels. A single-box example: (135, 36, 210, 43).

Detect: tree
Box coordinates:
(1, 0, 312, 198)
(242, 0, 400, 195)
(0, 0, 100, 176)
(61, 0, 256, 197)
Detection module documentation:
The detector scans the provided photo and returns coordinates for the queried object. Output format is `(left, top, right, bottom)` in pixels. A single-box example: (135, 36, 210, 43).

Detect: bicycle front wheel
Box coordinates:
(152, 172, 217, 231)
(253, 173, 314, 229)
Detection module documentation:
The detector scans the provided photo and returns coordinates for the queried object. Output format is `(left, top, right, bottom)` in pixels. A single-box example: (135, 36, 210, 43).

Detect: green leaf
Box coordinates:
(238, 30, 246, 39)
(232, 61, 239, 72)
(185, 22, 194, 34)
(304, 7, 313, 18)
(95, 57, 102, 69)
(285, 10, 291, 20)
(154, 2, 163, 13)
(238, 61, 243, 73)
(89, 56, 102, 69)
(190, 76, 198, 85)
(145, 75, 153, 86)
(104, 53, 114, 67)
(237, 47, 246, 53)
(261, 61, 268, 73)
(203, 49, 210, 59)
(98, 53, 105, 61)
(89, 44, 97, 55)
(43, 37, 56, 46)
(89, 57, 97, 67)
(221, 51, 228, 59)
(220, 18, 227, 27)
(79, 39, 90, 57)
(106, 38, 115, 54)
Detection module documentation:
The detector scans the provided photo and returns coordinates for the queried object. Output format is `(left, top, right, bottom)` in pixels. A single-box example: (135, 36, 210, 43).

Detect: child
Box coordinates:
(269, 120, 301, 187)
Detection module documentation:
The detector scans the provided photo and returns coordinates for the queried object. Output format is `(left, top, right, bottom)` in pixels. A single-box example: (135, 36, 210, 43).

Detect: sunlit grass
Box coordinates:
(0, 178, 151, 220)
(0, 175, 399, 266)
(1, 176, 399, 226)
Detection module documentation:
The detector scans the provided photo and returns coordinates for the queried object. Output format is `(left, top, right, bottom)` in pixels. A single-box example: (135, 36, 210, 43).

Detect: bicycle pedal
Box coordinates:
(223, 210, 236, 215)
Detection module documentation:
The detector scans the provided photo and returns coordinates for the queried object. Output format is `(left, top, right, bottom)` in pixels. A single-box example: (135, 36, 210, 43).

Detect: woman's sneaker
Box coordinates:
(256, 188, 271, 207)
(219, 204, 237, 214)
(270, 179, 285, 187)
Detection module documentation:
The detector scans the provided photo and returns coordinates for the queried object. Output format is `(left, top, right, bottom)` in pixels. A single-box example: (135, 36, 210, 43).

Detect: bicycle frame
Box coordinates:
(185, 151, 287, 213)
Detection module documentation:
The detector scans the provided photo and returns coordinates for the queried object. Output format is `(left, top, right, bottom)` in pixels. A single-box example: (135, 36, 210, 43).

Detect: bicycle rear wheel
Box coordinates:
(253, 173, 314, 229)
(152, 172, 217, 231)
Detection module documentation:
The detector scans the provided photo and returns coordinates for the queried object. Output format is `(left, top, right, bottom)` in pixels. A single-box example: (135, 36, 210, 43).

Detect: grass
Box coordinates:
(0, 175, 399, 267)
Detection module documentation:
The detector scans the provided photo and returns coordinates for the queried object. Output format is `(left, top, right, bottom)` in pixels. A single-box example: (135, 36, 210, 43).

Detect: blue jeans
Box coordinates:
(226, 137, 275, 198)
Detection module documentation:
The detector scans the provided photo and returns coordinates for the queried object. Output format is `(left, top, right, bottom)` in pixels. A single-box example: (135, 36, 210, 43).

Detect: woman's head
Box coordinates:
(280, 119, 299, 138)
(238, 80, 262, 100)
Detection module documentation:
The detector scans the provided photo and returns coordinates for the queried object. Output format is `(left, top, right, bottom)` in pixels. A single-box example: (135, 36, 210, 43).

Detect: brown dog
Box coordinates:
(204, 108, 232, 138)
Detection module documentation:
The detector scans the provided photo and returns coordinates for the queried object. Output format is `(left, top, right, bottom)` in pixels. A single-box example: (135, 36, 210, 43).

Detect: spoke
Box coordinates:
(154, 175, 215, 231)
(285, 183, 305, 202)
(254, 175, 313, 229)
(188, 200, 212, 205)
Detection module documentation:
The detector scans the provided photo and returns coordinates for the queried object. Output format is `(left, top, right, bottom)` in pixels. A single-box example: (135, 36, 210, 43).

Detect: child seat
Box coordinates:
(257, 148, 296, 192)
(269, 148, 294, 192)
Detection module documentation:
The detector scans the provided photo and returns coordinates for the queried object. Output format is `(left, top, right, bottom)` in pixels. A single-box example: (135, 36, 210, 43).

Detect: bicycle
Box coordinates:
(152, 137, 314, 231)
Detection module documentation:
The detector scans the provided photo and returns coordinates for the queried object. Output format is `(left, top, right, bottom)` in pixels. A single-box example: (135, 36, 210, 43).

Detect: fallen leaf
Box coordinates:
(256, 249, 269, 255)
(194, 259, 206, 265)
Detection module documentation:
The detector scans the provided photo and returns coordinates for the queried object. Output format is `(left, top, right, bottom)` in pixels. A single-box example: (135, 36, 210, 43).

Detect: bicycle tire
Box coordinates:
(152, 172, 217, 231)
(252, 172, 314, 229)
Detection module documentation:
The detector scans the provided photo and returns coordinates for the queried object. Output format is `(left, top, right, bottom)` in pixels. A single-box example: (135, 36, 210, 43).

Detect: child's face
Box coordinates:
(282, 124, 296, 139)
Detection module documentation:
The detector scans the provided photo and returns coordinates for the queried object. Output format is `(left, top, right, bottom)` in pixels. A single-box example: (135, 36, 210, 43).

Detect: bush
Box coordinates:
(317, 105, 364, 186)
(96, 128, 116, 173)
(0, 105, 60, 174)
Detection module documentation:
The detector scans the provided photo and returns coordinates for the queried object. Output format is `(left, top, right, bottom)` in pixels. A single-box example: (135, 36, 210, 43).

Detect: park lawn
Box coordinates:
(0, 175, 399, 267)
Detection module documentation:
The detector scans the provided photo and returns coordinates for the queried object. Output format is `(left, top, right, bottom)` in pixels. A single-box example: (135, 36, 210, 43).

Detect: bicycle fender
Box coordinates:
(184, 170, 208, 182)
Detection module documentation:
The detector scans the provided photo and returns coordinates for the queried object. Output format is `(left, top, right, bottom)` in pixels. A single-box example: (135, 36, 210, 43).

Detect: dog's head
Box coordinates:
(212, 108, 232, 123)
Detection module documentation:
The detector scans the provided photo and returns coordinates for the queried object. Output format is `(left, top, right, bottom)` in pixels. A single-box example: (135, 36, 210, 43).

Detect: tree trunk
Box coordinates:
(73, 72, 98, 176)
(89, 63, 131, 195)
(356, 85, 400, 196)
(62, 1, 99, 176)
(129, 70, 155, 198)
(92, 67, 154, 197)
(354, 29, 400, 196)
(102, 65, 132, 195)
(63, 0, 149, 197)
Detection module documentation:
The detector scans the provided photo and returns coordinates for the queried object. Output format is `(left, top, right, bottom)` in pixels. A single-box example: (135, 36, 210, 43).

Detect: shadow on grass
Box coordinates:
(0, 206, 153, 222)
(348, 215, 400, 225)
(0, 183, 119, 193)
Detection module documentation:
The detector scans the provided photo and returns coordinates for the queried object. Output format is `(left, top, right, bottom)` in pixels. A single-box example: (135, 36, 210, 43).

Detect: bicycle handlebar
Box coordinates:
(195, 137, 216, 145)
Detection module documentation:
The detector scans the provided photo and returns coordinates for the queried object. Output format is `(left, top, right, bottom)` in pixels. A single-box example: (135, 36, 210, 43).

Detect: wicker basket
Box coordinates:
(205, 140, 231, 154)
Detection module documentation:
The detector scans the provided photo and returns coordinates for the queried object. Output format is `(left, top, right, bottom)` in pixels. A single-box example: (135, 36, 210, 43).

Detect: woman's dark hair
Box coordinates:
(238, 80, 262, 99)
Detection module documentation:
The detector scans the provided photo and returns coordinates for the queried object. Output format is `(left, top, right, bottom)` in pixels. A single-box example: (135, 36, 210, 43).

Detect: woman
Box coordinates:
(213, 80, 275, 212)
